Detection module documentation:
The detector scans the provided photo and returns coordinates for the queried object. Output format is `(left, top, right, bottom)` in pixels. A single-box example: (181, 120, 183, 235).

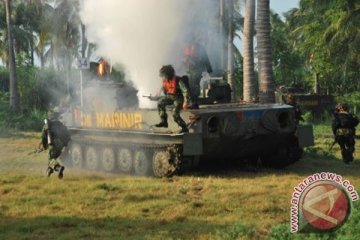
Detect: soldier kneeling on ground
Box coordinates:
(332, 103, 359, 164)
(39, 109, 71, 178)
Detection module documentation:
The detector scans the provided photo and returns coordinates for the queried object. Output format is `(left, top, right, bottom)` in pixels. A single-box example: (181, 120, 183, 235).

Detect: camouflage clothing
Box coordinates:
(41, 119, 66, 178)
(158, 94, 187, 129)
(157, 77, 189, 131)
(332, 110, 359, 163)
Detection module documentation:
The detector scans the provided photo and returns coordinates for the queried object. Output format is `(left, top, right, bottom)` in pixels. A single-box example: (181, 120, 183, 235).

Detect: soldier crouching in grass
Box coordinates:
(332, 103, 359, 164)
(39, 110, 71, 178)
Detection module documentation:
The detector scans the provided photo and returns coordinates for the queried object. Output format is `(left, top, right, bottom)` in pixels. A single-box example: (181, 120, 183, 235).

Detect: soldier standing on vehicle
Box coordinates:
(39, 109, 71, 178)
(285, 94, 303, 125)
(332, 103, 359, 164)
(155, 65, 190, 133)
(183, 36, 213, 107)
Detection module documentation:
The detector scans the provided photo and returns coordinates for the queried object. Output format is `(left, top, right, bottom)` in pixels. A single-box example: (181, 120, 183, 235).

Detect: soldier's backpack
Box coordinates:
(338, 113, 359, 129)
(49, 120, 71, 146)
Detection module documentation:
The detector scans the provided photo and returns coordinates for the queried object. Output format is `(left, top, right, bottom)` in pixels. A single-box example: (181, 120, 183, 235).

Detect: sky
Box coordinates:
(270, 0, 299, 17)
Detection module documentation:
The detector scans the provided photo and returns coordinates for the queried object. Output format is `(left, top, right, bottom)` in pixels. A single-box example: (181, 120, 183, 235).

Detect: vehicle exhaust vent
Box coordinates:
(207, 116, 220, 133)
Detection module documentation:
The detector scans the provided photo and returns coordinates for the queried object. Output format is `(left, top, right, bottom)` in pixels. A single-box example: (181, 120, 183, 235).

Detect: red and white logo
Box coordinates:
(290, 172, 358, 233)
(301, 182, 350, 231)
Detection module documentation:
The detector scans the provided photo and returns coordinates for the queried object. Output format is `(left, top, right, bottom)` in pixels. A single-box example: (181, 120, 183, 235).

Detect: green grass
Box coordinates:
(0, 130, 360, 239)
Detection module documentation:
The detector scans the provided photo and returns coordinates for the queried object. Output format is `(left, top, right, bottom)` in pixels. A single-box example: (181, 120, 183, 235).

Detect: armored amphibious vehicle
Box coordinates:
(59, 80, 314, 177)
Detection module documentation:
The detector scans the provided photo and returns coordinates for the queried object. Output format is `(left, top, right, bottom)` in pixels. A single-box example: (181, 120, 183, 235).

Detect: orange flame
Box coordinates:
(98, 61, 105, 76)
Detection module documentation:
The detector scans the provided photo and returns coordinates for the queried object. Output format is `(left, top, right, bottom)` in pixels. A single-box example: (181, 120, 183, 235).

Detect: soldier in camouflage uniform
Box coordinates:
(332, 103, 359, 164)
(183, 38, 212, 107)
(40, 110, 68, 178)
(155, 65, 190, 133)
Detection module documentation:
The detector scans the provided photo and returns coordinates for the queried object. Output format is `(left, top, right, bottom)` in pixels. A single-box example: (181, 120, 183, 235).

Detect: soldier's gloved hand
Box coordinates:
(183, 102, 188, 110)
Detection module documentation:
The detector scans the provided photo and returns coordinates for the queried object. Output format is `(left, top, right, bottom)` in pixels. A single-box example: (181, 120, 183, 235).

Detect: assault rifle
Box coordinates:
(142, 95, 162, 101)
(28, 142, 46, 155)
(28, 148, 45, 155)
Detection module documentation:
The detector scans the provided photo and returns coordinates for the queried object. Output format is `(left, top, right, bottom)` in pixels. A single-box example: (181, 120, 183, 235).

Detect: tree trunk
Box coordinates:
(226, 0, 236, 101)
(257, 0, 275, 103)
(243, 0, 256, 102)
(220, 0, 226, 70)
(4, 0, 19, 112)
(30, 41, 34, 66)
(81, 24, 87, 58)
(40, 54, 45, 68)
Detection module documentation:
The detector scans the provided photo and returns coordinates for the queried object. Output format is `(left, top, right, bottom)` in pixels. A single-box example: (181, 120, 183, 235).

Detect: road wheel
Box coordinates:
(101, 147, 116, 172)
(85, 146, 99, 171)
(261, 135, 302, 168)
(70, 143, 83, 168)
(133, 149, 152, 176)
(152, 150, 176, 177)
(117, 148, 132, 174)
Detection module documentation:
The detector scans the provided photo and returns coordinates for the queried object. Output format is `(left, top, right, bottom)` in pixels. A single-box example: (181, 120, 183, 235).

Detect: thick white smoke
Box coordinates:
(80, 0, 221, 108)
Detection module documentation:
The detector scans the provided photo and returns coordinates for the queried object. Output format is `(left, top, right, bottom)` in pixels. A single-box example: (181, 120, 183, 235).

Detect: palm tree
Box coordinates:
(40, 0, 81, 93)
(256, 0, 275, 103)
(4, 0, 18, 112)
(271, 12, 305, 87)
(226, 0, 236, 101)
(15, 0, 45, 66)
(243, 0, 256, 102)
(221, 0, 244, 101)
(286, 0, 360, 94)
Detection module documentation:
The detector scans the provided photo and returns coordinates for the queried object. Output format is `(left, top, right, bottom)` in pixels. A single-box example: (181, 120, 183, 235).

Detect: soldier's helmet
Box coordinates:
(47, 107, 60, 120)
(335, 103, 348, 112)
(159, 65, 175, 80)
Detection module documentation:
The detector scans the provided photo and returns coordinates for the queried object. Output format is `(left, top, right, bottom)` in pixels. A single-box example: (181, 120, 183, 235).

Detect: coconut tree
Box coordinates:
(13, 1, 43, 66)
(286, 0, 360, 94)
(256, 0, 275, 103)
(39, 0, 80, 69)
(242, 0, 256, 102)
(226, 0, 236, 101)
(4, 0, 19, 112)
(221, 0, 243, 100)
(270, 12, 306, 87)
(41, 0, 81, 93)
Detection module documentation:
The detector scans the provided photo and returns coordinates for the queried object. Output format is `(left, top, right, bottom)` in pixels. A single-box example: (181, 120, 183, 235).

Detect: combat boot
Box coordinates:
(47, 167, 54, 177)
(155, 121, 168, 128)
(58, 166, 65, 179)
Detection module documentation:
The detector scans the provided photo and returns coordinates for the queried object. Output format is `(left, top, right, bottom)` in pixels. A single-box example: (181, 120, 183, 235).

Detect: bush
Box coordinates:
(0, 65, 70, 131)
(337, 92, 360, 115)
(0, 91, 44, 131)
(302, 111, 313, 123)
(216, 222, 258, 240)
(19, 67, 69, 111)
(268, 201, 360, 239)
